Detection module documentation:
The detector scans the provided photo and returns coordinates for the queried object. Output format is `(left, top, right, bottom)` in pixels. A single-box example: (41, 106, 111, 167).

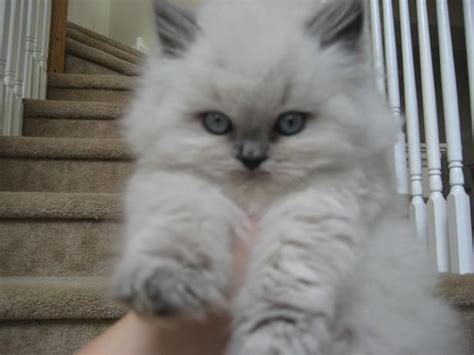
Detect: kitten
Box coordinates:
(113, 0, 465, 354)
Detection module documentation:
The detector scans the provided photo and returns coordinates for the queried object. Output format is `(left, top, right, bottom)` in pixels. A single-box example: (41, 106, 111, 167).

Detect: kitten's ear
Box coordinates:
(306, 0, 365, 50)
(153, 0, 200, 57)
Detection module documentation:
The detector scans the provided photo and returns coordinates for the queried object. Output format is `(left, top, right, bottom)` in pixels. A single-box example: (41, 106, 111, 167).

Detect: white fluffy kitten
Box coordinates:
(113, 0, 465, 354)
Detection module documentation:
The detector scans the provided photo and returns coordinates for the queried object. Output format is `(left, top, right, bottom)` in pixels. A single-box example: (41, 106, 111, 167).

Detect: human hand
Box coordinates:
(78, 220, 258, 355)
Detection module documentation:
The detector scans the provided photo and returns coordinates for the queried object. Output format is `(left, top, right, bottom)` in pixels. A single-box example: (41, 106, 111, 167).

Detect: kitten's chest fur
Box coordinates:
(221, 175, 294, 217)
(217, 163, 393, 222)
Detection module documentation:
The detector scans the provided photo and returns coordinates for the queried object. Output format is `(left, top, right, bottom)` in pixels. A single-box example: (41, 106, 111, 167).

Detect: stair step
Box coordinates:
(67, 27, 143, 65)
(0, 276, 125, 320)
(68, 21, 145, 59)
(24, 117, 122, 138)
(0, 157, 131, 192)
(0, 191, 123, 276)
(48, 87, 132, 103)
(0, 137, 132, 192)
(0, 136, 131, 160)
(0, 22, 145, 354)
(48, 73, 137, 90)
(0, 276, 124, 353)
(23, 99, 125, 119)
(0, 219, 121, 277)
(66, 54, 123, 75)
(0, 319, 114, 355)
(66, 38, 141, 76)
(47, 73, 135, 102)
(23, 99, 124, 138)
(438, 274, 474, 307)
(0, 191, 122, 220)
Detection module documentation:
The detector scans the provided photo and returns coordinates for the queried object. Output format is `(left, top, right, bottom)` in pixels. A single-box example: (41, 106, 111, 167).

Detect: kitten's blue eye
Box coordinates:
(202, 112, 232, 135)
(275, 112, 307, 136)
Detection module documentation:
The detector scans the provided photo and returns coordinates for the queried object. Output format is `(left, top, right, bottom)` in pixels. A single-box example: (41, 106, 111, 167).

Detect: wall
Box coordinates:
(68, 0, 111, 36)
(108, 0, 202, 49)
(109, 0, 155, 48)
(68, 0, 202, 50)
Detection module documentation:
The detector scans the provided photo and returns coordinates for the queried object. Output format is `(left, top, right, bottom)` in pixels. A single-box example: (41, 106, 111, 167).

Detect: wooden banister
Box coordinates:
(48, 0, 68, 73)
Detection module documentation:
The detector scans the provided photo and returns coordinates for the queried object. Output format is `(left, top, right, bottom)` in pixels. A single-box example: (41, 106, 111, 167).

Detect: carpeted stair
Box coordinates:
(47, 74, 137, 102)
(1, 21, 474, 355)
(0, 22, 137, 354)
(65, 22, 143, 76)
(22, 99, 125, 138)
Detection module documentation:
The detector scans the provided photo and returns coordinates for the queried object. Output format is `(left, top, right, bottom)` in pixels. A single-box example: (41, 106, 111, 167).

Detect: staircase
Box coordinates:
(1, 21, 474, 355)
(0, 23, 138, 354)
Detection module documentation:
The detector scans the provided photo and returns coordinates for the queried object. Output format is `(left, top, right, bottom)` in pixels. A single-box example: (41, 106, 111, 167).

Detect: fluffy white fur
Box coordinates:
(113, 0, 465, 354)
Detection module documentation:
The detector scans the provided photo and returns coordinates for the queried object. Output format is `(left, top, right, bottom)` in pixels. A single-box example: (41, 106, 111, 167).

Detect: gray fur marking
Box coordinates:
(153, 0, 200, 57)
(306, 0, 364, 49)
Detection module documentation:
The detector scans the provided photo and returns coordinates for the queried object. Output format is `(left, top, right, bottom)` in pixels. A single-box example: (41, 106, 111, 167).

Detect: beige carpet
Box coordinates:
(0, 21, 473, 355)
(0, 22, 134, 354)
(47, 73, 136, 102)
(23, 98, 125, 138)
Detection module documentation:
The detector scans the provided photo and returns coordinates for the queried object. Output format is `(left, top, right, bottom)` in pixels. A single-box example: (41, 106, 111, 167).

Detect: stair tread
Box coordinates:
(23, 99, 125, 119)
(0, 136, 132, 160)
(67, 27, 143, 65)
(438, 274, 474, 307)
(0, 276, 125, 320)
(23, 117, 121, 139)
(48, 73, 137, 91)
(66, 38, 141, 77)
(0, 191, 122, 219)
(68, 22, 145, 59)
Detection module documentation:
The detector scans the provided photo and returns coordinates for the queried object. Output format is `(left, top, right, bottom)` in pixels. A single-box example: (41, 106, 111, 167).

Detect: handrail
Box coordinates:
(0, 0, 53, 136)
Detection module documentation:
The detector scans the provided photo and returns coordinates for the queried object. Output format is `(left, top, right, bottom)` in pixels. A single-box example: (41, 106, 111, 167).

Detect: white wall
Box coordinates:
(68, 0, 111, 36)
(109, 0, 155, 48)
(68, 0, 202, 50)
(108, 0, 202, 49)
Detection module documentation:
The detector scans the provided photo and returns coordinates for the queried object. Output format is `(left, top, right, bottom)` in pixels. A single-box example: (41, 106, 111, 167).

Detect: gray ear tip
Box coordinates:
(152, 0, 199, 57)
(153, 0, 171, 7)
(349, 0, 366, 16)
(344, 0, 366, 18)
(353, 0, 366, 7)
(307, 0, 366, 49)
(153, 0, 182, 17)
(152, 0, 167, 11)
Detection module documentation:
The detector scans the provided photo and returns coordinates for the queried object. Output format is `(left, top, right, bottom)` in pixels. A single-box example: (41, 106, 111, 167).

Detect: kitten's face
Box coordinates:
(127, 0, 395, 186)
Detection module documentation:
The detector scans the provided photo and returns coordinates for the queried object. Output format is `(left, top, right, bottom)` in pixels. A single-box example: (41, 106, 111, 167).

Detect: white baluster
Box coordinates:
(32, 0, 44, 100)
(369, 0, 386, 98)
(3, 0, 21, 135)
(416, 0, 449, 272)
(23, 0, 37, 99)
(436, 0, 473, 274)
(0, 0, 11, 134)
(464, 0, 474, 141)
(12, 0, 28, 136)
(399, 0, 427, 241)
(382, 0, 409, 194)
(38, 0, 51, 99)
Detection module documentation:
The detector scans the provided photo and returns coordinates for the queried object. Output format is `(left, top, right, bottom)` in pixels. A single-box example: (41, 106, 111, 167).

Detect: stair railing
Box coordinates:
(0, 0, 52, 136)
(369, 0, 473, 274)
(465, 0, 474, 143)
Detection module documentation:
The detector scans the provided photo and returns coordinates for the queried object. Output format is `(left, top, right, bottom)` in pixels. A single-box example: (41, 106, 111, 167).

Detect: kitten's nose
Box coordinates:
(236, 140, 268, 171)
(237, 155, 267, 171)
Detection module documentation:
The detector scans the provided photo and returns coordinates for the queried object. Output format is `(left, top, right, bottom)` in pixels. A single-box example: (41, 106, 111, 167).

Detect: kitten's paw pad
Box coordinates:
(230, 318, 323, 355)
(113, 258, 226, 318)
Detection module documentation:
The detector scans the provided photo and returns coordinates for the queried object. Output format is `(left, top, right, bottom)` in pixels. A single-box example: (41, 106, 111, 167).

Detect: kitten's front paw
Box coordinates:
(230, 317, 328, 355)
(113, 257, 226, 318)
